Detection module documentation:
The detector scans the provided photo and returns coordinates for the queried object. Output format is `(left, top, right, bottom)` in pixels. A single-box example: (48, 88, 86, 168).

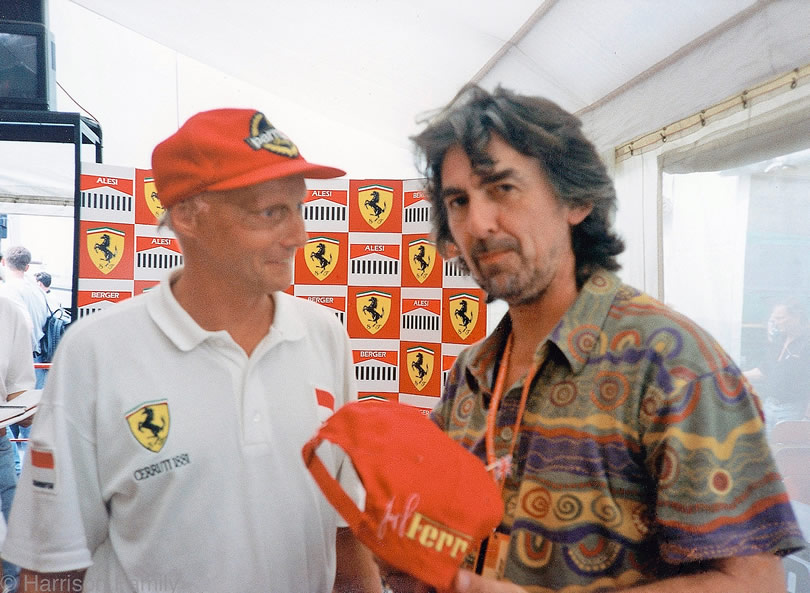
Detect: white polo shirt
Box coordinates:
(4, 276, 361, 593)
(0, 276, 49, 353)
(0, 295, 36, 400)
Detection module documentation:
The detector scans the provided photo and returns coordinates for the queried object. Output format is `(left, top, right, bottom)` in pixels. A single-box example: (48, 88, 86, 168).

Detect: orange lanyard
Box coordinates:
(484, 332, 544, 489)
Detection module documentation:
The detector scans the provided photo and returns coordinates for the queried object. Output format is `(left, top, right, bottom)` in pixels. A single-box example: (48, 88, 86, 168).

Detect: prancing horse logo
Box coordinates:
(363, 296, 384, 325)
(406, 345, 434, 392)
(408, 238, 436, 284)
(304, 236, 339, 280)
(143, 176, 165, 221)
(411, 352, 428, 379)
(126, 401, 170, 452)
(311, 242, 332, 270)
(357, 184, 393, 229)
(413, 245, 430, 272)
(449, 293, 480, 340)
(454, 300, 473, 330)
(365, 191, 385, 218)
(355, 290, 392, 335)
(86, 226, 125, 275)
(95, 234, 116, 263)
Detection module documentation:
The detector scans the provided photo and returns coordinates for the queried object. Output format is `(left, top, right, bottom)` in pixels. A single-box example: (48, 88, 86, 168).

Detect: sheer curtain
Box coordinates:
(612, 82, 810, 363)
(661, 172, 748, 359)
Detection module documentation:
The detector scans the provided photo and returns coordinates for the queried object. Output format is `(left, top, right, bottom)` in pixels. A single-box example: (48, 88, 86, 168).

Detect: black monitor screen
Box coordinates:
(0, 21, 50, 110)
(0, 31, 39, 99)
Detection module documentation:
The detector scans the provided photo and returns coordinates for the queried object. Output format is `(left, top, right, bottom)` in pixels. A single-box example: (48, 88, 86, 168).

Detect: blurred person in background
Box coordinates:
(34, 272, 51, 298)
(745, 298, 810, 429)
(0, 248, 47, 481)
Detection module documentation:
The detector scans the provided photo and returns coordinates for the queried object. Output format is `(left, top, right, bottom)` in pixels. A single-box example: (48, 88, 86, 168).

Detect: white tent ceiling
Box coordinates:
(66, 0, 760, 146)
(8, 0, 810, 186)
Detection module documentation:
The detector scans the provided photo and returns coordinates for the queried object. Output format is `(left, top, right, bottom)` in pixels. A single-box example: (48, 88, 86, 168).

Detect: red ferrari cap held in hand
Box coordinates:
(151, 108, 345, 208)
(302, 400, 503, 591)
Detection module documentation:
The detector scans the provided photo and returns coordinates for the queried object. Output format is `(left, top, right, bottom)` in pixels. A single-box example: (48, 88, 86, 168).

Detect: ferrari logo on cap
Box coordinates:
(143, 177, 165, 220)
(86, 226, 125, 274)
(356, 290, 391, 335)
(244, 112, 299, 158)
(406, 345, 434, 392)
(408, 238, 435, 284)
(449, 293, 479, 339)
(358, 184, 393, 229)
(305, 237, 339, 280)
(126, 400, 170, 453)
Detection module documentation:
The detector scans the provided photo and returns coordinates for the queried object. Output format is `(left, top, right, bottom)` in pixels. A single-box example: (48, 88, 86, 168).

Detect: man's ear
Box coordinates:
(440, 241, 461, 259)
(567, 203, 593, 225)
(167, 198, 203, 237)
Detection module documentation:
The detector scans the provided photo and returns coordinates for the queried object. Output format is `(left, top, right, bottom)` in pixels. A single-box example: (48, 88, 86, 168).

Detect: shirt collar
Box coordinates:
(548, 270, 623, 373)
(465, 270, 624, 385)
(146, 269, 305, 352)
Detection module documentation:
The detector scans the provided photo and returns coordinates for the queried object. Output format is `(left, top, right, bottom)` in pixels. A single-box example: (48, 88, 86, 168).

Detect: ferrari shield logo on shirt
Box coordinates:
(358, 184, 393, 229)
(304, 236, 340, 280)
(406, 345, 434, 392)
(126, 400, 170, 453)
(245, 112, 299, 158)
(356, 290, 391, 335)
(143, 176, 165, 220)
(449, 293, 479, 339)
(86, 226, 126, 274)
(408, 238, 436, 284)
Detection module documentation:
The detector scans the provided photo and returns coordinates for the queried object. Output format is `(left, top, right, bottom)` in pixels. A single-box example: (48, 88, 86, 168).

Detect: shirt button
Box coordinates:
(253, 413, 261, 423)
(500, 426, 513, 441)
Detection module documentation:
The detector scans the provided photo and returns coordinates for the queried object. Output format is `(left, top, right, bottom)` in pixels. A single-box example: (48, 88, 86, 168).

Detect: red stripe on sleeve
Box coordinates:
(31, 449, 54, 469)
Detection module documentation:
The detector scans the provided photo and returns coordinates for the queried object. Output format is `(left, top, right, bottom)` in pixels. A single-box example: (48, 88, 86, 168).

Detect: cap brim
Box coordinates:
(206, 158, 346, 193)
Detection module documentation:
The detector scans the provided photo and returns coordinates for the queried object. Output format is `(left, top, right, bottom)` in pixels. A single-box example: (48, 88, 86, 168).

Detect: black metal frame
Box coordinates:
(0, 110, 103, 318)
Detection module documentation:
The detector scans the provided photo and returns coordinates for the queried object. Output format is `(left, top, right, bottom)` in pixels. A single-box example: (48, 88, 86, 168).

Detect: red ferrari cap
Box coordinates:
(151, 108, 345, 208)
(302, 400, 503, 591)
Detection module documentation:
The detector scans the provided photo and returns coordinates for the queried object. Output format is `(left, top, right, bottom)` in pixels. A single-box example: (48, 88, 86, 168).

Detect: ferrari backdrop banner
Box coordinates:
(77, 164, 487, 413)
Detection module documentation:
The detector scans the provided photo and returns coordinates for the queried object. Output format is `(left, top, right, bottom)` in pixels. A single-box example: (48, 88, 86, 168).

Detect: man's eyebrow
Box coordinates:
(440, 167, 519, 201)
(440, 186, 464, 200)
(478, 168, 515, 185)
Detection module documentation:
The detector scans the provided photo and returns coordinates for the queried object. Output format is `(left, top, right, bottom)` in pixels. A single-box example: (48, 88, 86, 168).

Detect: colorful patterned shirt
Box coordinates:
(432, 271, 804, 592)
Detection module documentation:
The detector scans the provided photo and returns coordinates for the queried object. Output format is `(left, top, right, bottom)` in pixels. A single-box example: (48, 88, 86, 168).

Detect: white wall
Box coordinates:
(48, 0, 419, 178)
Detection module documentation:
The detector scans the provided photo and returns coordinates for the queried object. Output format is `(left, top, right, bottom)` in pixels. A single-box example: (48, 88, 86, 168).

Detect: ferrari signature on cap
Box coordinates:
(302, 400, 503, 591)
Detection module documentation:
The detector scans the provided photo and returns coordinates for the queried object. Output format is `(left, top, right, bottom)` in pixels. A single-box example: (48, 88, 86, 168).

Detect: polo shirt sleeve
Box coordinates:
(640, 363, 805, 563)
(2, 326, 109, 573)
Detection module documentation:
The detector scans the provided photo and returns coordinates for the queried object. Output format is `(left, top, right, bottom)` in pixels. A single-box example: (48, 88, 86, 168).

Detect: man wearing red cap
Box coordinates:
(403, 86, 805, 592)
(3, 109, 380, 592)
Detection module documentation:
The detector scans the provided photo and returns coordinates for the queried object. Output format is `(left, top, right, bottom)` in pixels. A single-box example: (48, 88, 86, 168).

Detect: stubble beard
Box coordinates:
(467, 250, 552, 306)
(466, 235, 566, 306)
(475, 265, 549, 306)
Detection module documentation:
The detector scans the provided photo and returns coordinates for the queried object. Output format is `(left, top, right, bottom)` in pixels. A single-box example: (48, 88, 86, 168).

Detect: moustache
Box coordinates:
(470, 238, 520, 259)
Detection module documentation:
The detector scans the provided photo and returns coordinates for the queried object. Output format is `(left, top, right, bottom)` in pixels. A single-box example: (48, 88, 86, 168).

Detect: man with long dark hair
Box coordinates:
(403, 85, 804, 592)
